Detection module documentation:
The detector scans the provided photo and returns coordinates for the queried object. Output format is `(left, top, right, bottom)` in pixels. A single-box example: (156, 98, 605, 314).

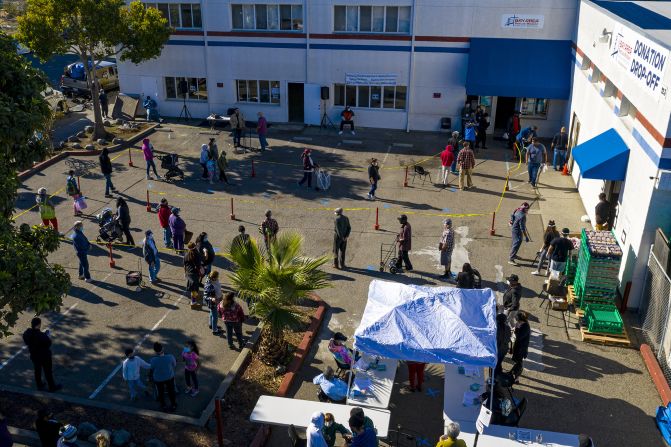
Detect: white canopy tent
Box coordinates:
(353, 280, 498, 367)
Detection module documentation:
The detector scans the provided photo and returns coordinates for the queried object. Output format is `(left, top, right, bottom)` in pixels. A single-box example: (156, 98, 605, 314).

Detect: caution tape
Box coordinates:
(494, 144, 524, 214)
(12, 187, 66, 221)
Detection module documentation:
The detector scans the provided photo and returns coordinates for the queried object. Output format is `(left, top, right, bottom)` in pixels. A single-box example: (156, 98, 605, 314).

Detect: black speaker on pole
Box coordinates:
(178, 79, 188, 96)
(321, 86, 329, 100)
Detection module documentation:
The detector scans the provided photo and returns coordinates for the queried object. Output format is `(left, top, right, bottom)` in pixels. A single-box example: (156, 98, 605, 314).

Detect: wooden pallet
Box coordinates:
(579, 325, 631, 347)
(566, 286, 585, 317)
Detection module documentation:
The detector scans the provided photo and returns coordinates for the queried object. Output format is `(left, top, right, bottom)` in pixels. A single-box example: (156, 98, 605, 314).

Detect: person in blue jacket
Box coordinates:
(463, 119, 477, 150)
(143, 95, 159, 122)
(515, 125, 537, 156)
(72, 221, 92, 282)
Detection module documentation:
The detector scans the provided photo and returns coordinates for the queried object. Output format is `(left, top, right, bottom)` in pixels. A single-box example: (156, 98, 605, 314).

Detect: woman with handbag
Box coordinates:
(439, 218, 455, 279)
(183, 242, 203, 309)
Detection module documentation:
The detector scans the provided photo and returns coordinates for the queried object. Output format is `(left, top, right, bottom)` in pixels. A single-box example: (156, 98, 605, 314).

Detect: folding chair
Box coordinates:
(288, 424, 307, 447)
(411, 165, 432, 185)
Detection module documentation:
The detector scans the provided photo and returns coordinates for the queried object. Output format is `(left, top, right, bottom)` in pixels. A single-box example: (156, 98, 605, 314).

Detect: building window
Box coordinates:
(334, 5, 411, 33)
(145, 3, 202, 29)
(334, 84, 407, 110)
(164, 77, 207, 101)
(519, 98, 548, 118)
(236, 80, 280, 104)
(231, 4, 303, 31)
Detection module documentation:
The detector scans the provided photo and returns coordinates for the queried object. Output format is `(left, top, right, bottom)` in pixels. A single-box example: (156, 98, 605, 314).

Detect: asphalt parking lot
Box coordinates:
(3, 122, 665, 445)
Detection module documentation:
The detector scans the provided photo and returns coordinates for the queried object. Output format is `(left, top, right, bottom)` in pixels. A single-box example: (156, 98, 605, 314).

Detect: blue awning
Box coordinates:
(466, 38, 572, 99)
(572, 129, 630, 181)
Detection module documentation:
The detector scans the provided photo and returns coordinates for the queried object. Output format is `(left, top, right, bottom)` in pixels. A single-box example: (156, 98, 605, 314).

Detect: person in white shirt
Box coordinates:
(122, 348, 150, 401)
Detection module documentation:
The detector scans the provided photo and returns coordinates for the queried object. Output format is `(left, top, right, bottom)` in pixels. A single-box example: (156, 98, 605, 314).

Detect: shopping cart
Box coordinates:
(379, 240, 400, 274)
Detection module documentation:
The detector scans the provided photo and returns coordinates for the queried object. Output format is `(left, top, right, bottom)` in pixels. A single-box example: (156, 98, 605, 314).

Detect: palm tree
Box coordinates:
(226, 231, 330, 365)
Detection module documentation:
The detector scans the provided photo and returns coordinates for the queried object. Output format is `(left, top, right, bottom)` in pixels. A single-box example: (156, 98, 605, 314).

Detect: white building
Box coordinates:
(570, 0, 671, 308)
(118, 0, 578, 136)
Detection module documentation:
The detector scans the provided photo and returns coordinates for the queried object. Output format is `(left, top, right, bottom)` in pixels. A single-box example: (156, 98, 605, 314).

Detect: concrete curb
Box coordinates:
(8, 425, 95, 447)
(640, 343, 671, 405)
(249, 296, 329, 447)
(17, 123, 159, 181)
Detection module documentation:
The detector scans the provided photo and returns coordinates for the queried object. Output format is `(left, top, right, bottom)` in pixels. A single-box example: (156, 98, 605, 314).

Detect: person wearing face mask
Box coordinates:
(181, 340, 200, 397)
(149, 342, 177, 412)
(510, 311, 531, 382)
(307, 411, 328, 447)
(142, 230, 160, 284)
(71, 220, 92, 282)
(322, 412, 351, 447)
(502, 274, 522, 317)
(122, 348, 150, 401)
(196, 232, 215, 276)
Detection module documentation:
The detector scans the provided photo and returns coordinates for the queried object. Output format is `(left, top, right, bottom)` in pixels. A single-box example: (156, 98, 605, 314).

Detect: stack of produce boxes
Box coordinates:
(574, 229, 623, 310)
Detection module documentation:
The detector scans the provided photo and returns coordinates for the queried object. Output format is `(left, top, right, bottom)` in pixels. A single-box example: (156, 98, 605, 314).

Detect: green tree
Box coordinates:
(17, 0, 170, 139)
(226, 232, 330, 365)
(0, 33, 70, 337)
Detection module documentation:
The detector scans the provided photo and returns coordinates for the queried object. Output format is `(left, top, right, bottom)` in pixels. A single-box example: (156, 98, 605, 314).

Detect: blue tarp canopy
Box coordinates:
(466, 38, 572, 99)
(353, 280, 498, 367)
(572, 128, 630, 181)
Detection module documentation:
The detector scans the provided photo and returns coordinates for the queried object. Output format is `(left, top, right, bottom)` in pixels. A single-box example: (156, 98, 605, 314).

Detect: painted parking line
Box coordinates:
(0, 272, 113, 371)
(88, 294, 184, 399)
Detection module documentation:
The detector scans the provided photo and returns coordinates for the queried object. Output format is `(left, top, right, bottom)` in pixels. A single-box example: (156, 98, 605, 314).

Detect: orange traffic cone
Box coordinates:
(561, 163, 569, 176)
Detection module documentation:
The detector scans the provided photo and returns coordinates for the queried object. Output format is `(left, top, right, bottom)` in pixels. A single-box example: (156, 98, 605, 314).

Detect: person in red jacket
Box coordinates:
(440, 145, 455, 186)
(157, 198, 173, 248)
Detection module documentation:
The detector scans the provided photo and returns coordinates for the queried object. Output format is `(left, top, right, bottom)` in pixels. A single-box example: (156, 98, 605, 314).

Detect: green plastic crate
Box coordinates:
(584, 303, 623, 333)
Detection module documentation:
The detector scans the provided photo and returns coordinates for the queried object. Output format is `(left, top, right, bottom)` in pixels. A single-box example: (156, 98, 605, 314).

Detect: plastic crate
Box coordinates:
(585, 303, 623, 333)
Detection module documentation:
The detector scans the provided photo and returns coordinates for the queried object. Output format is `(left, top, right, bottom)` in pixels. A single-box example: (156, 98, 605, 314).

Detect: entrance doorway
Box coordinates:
(494, 96, 516, 131)
(288, 82, 304, 123)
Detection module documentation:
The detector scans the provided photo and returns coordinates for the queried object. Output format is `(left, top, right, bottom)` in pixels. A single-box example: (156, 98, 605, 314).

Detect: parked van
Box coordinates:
(60, 60, 119, 96)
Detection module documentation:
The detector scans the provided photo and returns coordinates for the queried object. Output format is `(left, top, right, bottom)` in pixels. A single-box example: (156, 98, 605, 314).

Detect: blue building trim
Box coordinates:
(209, 41, 307, 49)
(167, 40, 205, 46)
(310, 43, 410, 52)
(632, 128, 671, 169)
(414, 46, 469, 54)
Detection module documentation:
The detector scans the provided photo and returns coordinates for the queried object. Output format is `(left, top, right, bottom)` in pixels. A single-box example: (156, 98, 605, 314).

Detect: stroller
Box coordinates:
(158, 153, 184, 181)
(96, 208, 122, 243)
(379, 239, 401, 274)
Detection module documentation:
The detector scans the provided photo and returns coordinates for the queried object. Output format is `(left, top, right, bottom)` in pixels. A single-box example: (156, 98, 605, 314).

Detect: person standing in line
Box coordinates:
(510, 311, 531, 381)
(169, 207, 186, 251)
(439, 218, 455, 279)
(395, 214, 413, 271)
(149, 342, 177, 412)
(199, 144, 210, 180)
(339, 106, 355, 135)
(508, 112, 521, 154)
(65, 170, 81, 217)
(460, 101, 472, 135)
(448, 131, 461, 175)
(551, 126, 569, 171)
(35, 408, 62, 447)
(230, 108, 245, 148)
(141, 138, 161, 180)
(509, 202, 531, 265)
(546, 227, 574, 275)
(208, 137, 219, 161)
(502, 274, 522, 317)
(532, 220, 559, 276)
(475, 111, 489, 149)
(232, 225, 251, 249)
(22, 317, 62, 392)
(99, 89, 109, 118)
(196, 232, 215, 276)
(57, 425, 78, 447)
(333, 207, 351, 270)
(298, 148, 317, 189)
(204, 271, 223, 335)
(456, 263, 481, 289)
(157, 198, 173, 248)
(406, 361, 427, 392)
(257, 112, 268, 151)
(456, 141, 475, 190)
(494, 312, 511, 376)
(72, 220, 91, 282)
(525, 137, 547, 188)
(181, 340, 200, 397)
(464, 119, 476, 150)
(115, 197, 134, 246)
(367, 158, 381, 200)
(440, 145, 455, 186)
(595, 193, 611, 230)
(98, 148, 116, 198)
(260, 209, 279, 252)
(122, 348, 150, 401)
(184, 242, 203, 308)
(142, 230, 160, 284)
(218, 292, 246, 350)
(217, 150, 230, 184)
(36, 188, 59, 233)
(143, 95, 158, 122)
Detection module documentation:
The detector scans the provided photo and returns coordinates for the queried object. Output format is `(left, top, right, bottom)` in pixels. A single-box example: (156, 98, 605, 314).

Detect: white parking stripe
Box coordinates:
(88, 294, 184, 399)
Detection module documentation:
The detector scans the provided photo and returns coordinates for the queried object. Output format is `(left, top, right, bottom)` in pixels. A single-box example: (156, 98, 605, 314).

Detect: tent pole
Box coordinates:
(346, 349, 356, 401)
